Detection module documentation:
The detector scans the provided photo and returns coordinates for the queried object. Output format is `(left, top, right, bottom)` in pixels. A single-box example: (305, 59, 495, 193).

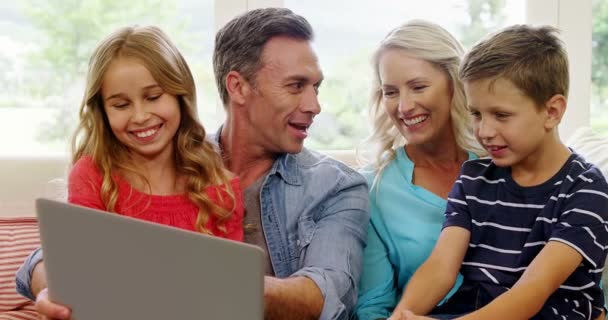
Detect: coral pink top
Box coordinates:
(67, 156, 243, 241)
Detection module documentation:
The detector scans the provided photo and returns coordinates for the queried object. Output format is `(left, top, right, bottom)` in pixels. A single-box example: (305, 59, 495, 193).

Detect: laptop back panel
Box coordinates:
(36, 198, 264, 320)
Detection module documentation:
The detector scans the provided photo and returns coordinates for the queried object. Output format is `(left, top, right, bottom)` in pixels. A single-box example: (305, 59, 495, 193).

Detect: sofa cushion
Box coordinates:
(566, 126, 608, 176)
(0, 217, 39, 317)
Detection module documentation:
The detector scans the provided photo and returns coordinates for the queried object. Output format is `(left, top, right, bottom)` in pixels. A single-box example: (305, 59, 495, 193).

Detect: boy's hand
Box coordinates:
(389, 309, 435, 320)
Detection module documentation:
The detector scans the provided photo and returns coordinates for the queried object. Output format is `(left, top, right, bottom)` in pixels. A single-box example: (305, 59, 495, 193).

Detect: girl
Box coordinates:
(68, 25, 243, 239)
(16, 25, 243, 319)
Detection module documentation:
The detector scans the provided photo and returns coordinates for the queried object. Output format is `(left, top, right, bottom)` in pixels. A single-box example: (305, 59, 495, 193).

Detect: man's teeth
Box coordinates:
(135, 128, 158, 138)
(403, 115, 428, 126)
(291, 124, 308, 131)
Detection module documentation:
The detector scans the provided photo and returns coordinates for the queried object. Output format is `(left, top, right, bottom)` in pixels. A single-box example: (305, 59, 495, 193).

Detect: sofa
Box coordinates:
(0, 127, 607, 319)
(0, 218, 39, 319)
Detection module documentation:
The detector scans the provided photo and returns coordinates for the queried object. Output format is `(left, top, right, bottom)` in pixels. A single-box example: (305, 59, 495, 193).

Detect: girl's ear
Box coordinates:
(225, 71, 252, 106)
(544, 94, 567, 130)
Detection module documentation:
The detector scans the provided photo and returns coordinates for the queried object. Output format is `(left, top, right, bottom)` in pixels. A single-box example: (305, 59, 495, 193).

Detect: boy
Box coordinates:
(389, 25, 608, 320)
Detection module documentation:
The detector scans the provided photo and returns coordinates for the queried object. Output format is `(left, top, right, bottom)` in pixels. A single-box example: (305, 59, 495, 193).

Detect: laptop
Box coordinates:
(36, 198, 264, 320)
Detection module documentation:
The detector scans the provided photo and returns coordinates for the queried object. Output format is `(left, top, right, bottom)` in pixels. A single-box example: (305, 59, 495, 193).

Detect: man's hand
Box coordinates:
(389, 310, 435, 320)
(264, 276, 323, 320)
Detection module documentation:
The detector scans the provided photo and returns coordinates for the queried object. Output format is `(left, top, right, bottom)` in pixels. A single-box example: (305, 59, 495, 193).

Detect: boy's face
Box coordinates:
(465, 78, 550, 169)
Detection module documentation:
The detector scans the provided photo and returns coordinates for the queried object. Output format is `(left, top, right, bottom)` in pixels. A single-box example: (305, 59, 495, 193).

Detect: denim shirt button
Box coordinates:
(296, 239, 301, 246)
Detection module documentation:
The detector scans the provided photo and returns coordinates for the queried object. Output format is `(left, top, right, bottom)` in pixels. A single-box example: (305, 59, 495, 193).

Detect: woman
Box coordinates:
(355, 20, 484, 320)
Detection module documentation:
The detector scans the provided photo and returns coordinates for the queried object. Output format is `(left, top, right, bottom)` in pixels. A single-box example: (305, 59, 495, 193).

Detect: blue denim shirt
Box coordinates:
(255, 148, 370, 319)
(16, 143, 370, 320)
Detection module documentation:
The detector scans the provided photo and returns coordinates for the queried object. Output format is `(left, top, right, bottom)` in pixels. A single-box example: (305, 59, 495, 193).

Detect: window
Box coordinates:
(286, 0, 525, 150)
(0, 0, 218, 157)
(591, 0, 608, 134)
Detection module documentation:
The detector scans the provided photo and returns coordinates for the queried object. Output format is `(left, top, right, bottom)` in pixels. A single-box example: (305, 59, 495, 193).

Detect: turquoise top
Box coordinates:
(355, 147, 476, 320)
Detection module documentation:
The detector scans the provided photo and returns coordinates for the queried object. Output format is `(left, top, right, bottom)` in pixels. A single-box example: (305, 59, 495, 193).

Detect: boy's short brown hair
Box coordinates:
(459, 25, 569, 108)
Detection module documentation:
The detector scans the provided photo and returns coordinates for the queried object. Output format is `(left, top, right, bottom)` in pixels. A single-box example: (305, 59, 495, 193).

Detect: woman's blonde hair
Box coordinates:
(72, 25, 235, 235)
(362, 20, 484, 178)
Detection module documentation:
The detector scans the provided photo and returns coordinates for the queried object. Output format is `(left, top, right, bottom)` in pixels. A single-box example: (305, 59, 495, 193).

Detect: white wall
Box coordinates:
(526, 0, 592, 140)
(0, 157, 68, 217)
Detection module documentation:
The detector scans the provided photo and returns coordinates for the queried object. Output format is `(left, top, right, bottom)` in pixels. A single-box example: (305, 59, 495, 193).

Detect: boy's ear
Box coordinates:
(225, 71, 253, 106)
(544, 94, 567, 130)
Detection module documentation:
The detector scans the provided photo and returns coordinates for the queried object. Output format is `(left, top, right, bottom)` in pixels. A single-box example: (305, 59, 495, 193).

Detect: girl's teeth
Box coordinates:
(135, 128, 157, 138)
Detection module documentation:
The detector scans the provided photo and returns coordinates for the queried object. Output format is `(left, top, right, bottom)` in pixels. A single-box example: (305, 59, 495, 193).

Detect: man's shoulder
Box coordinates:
(290, 148, 366, 184)
(295, 148, 359, 171)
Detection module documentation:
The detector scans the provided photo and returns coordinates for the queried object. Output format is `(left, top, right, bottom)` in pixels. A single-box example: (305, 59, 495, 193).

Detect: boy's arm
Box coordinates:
(392, 226, 470, 316)
(455, 241, 583, 320)
(454, 166, 608, 320)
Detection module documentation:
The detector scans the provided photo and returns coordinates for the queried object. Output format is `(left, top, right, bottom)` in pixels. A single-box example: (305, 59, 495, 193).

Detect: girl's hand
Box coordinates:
(35, 288, 72, 320)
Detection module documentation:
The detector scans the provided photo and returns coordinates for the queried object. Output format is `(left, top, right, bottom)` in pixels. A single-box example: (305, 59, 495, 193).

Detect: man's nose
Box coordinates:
(300, 86, 321, 115)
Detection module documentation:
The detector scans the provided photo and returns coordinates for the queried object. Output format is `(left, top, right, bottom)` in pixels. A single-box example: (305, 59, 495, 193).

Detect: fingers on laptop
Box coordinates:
(35, 288, 71, 320)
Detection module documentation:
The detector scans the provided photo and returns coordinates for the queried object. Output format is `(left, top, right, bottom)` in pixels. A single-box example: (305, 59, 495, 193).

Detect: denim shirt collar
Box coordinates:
(212, 125, 302, 186)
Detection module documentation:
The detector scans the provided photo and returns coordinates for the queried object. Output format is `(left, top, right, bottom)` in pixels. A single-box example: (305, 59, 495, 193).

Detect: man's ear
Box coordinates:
(225, 71, 252, 105)
(544, 94, 567, 130)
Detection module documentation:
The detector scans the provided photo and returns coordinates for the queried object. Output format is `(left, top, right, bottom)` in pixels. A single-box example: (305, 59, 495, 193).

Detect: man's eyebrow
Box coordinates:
(284, 75, 309, 82)
(284, 75, 324, 84)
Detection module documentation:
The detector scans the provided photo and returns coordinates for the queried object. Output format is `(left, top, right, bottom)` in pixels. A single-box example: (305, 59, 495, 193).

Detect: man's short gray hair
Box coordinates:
(213, 7, 314, 107)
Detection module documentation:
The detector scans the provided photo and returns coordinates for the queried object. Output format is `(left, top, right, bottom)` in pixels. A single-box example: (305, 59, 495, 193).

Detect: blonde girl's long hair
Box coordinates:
(72, 25, 235, 235)
(361, 20, 485, 183)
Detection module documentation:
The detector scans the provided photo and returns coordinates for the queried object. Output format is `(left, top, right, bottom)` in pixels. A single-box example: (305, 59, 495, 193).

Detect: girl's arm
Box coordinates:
(391, 226, 470, 317)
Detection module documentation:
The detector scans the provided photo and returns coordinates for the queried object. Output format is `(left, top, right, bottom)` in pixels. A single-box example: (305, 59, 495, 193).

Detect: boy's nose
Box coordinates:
(476, 119, 496, 139)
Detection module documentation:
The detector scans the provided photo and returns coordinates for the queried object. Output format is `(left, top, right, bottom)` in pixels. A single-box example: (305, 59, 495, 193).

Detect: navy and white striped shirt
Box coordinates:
(444, 152, 608, 319)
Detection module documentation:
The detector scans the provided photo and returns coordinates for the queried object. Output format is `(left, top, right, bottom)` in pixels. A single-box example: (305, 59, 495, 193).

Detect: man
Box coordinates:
(17, 8, 370, 320)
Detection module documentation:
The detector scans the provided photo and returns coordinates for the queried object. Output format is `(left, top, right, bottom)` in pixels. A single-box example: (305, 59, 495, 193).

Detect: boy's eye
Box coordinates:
(469, 111, 481, 118)
(495, 112, 510, 119)
(412, 85, 427, 91)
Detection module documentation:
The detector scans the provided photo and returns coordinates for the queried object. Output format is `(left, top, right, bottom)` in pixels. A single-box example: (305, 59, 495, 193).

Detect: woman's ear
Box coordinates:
(225, 71, 252, 106)
(544, 94, 567, 130)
